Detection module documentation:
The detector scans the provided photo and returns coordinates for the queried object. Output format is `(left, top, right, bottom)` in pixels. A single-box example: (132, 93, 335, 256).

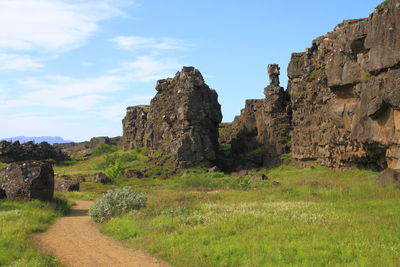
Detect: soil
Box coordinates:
(34, 200, 169, 267)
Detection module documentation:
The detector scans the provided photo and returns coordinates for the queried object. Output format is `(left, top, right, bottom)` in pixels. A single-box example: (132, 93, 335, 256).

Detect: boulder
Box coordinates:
(55, 180, 80, 191)
(76, 176, 86, 183)
(91, 173, 111, 184)
(250, 174, 268, 183)
(378, 169, 400, 188)
(271, 181, 281, 187)
(125, 169, 145, 179)
(208, 166, 221, 173)
(0, 161, 54, 201)
(230, 170, 249, 178)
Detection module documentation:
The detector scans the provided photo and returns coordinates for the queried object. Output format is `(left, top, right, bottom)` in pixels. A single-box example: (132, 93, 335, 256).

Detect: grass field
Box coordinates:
(7, 144, 400, 266)
(98, 165, 400, 266)
(0, 198, 70, 266)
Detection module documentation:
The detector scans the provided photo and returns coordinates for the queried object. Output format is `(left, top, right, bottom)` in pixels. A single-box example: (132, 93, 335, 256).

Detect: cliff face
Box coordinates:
(122, 67, 222, 167)
(288, 0, 400, 169)
(227, 64, 292, 169)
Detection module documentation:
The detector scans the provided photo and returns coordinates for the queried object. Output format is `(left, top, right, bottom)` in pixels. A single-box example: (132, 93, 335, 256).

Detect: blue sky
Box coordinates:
(0, 0, 383, 141)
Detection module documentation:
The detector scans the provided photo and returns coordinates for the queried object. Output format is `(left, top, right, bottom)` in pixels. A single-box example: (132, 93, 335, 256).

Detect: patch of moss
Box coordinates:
(361, 74, 376, 83)
(292, 56, 304, 63)
(309, 69, 322, 80)
(377, 0, 393, 11)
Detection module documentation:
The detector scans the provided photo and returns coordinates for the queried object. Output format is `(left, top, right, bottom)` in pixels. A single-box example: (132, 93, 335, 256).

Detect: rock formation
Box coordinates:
(54, 136, 121, 158)
(0, 161, 54, 201)
(55, 179, 80, 191)
(226, 64, 292, 169)
(288, 0, 400, 169)
(122, 67, 222, 167)
(0, 141, 69, 163)
(122, 106, 148, 151)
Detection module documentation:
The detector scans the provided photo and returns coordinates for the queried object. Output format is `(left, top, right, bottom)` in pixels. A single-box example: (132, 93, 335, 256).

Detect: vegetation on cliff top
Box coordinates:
(377, 0, 394, 11)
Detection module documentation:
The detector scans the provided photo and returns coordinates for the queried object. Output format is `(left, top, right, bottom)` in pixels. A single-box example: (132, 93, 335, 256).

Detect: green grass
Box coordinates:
(99, 165, 400, 266)
(309, 69, 322, 80)
(0, 162, 8, 168)
(377, 0, 394, 11)
(0, 198, 71, 266)
(50, 146, 400, 266)
(361, 74, 376, 83)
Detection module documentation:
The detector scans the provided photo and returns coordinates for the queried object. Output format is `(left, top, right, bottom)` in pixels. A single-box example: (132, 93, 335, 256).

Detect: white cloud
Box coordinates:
(119, 55, 184, 82)
(4, 75, 126, 111)
(0, 53, 43, 71)
(112, 36, 187, 51)
(0, 0, 127, 52)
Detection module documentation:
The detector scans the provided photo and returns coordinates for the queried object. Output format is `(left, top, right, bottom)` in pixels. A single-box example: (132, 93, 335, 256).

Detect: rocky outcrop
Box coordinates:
(91, 172, 111, 184)
(0, 161, 54, 201)
(226, 64, 292, 169)
(122, 67, 222, 167)
(0, 141, 69, 163)
(55, 180, 80, 191)
(287, 0, 400, 169)
(54, 136, 121, 158)
(122, 106, 148, 151)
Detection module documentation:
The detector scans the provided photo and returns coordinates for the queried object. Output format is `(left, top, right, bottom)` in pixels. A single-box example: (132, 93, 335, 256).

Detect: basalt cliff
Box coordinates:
(122, 67, 222, 168)
(122, 1, 400, 171)
(288, 0, 400, 169)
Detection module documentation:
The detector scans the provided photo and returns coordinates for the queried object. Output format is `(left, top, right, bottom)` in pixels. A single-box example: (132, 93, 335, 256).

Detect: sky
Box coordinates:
(0, 0, 384, 141)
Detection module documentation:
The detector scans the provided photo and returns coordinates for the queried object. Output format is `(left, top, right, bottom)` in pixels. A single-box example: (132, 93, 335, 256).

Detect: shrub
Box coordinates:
(96, 150, 139, 170)
(104, 160, 125, 180)
(89, 187, 147, 222)
(92, 142, 119, 156)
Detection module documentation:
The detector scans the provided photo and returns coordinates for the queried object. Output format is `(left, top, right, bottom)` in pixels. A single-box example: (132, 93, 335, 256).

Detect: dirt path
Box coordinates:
(35, 200, 169, 267)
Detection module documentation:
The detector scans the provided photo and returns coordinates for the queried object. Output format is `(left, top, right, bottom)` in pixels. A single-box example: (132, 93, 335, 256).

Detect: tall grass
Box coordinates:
(101, 165, 400, 266)
(0, 198, 70, 266)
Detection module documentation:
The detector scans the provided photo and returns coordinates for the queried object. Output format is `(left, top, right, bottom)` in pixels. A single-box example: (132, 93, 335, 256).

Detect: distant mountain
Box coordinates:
(1, 136, 74, 145)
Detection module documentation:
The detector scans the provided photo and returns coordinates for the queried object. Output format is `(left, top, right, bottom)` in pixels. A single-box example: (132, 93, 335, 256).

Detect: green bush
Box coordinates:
(92, 142, 119, 156)
(96, 150, 139, 170)
(104, 160, 125, 180)
(89, 187, 147, 222)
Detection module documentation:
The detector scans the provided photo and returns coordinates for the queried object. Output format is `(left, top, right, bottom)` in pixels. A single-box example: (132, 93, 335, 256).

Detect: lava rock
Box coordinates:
(378, 169, 400, 188)
(0, 141, 69, 163)
(76, 176, 86, 183)
(91, 173, 111, 184)
(249, 174, 268, 183)
(55, 180, 80, 191)
(287, 0, 400, 170)
(208, 166, 221, 173)
(122, 66, 222, 168)
(125, 169, 145, 179)
(0, 161, 54, 201)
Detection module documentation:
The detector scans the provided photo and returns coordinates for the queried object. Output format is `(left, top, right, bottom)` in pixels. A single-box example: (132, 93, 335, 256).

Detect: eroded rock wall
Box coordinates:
(288, 0, 400, 169)
(122, 67, 222, 167)
(228, 64, 292, 169)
